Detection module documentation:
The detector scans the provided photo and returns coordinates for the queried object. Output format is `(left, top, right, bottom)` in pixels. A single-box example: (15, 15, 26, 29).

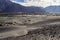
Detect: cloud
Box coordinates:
(11, 0, 60, 8)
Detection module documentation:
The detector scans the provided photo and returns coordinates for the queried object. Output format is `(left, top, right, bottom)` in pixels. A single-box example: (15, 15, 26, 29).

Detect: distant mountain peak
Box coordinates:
(0, 0, 46, 14)
(44, 6, 60, 13)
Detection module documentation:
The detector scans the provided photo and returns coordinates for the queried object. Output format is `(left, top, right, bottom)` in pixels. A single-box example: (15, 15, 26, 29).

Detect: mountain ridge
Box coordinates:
(44, 6, 60, 13)
(0, 0, 46, 14)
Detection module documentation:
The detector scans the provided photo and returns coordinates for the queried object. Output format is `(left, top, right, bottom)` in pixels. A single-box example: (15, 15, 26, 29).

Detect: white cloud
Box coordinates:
(11, 0, 60, 8)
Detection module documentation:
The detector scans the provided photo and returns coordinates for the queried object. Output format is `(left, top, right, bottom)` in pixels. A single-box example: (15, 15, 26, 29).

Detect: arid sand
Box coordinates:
(0, 15, 60, 40)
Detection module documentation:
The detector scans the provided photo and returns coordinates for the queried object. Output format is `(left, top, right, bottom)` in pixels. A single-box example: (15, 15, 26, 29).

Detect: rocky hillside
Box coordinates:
(0, 0, 46, 14)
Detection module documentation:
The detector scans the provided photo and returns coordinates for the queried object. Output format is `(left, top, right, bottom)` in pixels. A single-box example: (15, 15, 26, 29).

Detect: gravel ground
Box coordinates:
(0, 24, 60, 40)
(0, 15, 60, 40)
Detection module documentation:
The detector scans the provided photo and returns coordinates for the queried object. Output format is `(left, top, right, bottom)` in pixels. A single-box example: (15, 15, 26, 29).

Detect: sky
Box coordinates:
(11, 0, 60, 8)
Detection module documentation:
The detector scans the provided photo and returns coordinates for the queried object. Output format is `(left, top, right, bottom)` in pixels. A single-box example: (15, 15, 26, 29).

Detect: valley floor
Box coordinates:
(0, 15, 60, 40)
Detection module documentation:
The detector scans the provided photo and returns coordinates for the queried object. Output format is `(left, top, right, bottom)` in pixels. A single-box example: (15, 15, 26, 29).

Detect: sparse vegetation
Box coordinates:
(0, 14, 60, 40)
(1, 24, 60, 40)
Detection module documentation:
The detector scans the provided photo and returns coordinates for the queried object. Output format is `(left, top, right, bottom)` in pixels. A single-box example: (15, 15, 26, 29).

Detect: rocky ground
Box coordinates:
(1, 24, 60, 40)
(0, 15, 60, 40)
